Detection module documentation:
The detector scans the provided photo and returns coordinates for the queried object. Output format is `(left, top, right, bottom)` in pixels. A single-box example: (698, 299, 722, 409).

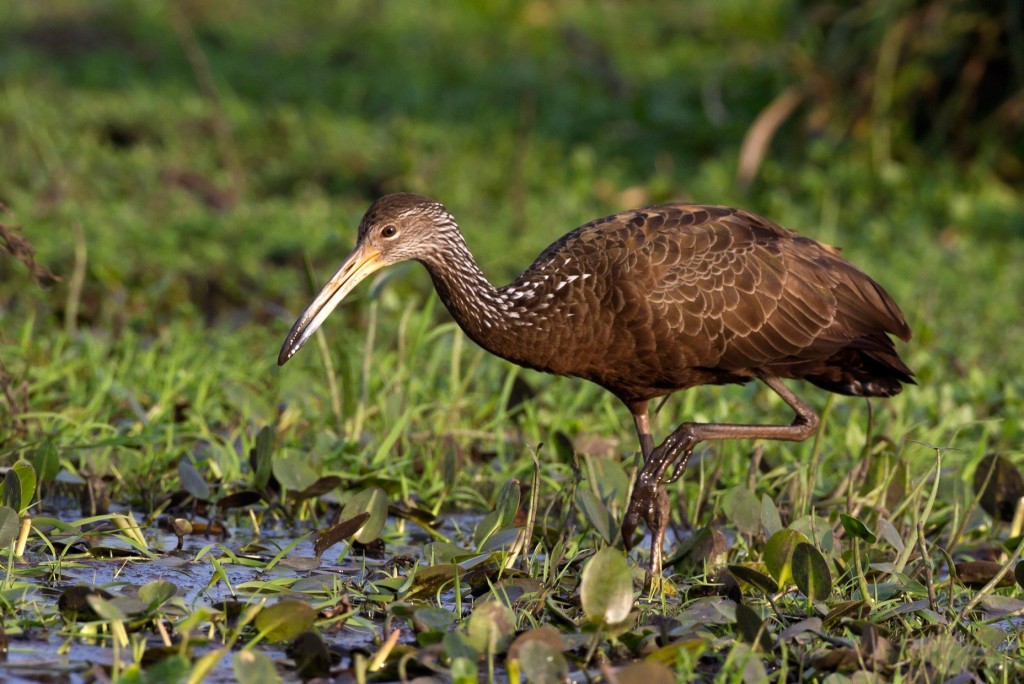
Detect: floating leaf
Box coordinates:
(314, 512, 370, 556)
(840, 513, 876, 543)
(233, 650, 281, 683)
(575, 488, 615, 544)
(974, 454, 1024, 522)
(339, 487, 388, 544)
(139, 580, 177, 608)
(764, 529, 810, 585)
(735, 603, 772, 651)
(57, 586, 114, 621)
(792, 542, 831, 601)
(443, 630, 478, 663)
(33, 440, 60, 484)
(467, 600, 516, 654)
(727, 564, 779, 595)
(0, 506, 19, 547)
(494, 478, 521, 528)
(722, 485, 761, 536)
(508, 625, 564, 660)
(516, 638, 568, 684)
(413, 607, 456, 633)
(177, 460, 210, 500)
(761, 494, 783, 537)
(272, 453, 318, 494)
(256, 601, 317, 643)
(580, 547, 634, 626)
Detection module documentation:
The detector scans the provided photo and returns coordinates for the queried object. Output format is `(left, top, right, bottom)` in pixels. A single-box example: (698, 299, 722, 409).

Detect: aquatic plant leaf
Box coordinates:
(575, 488, 615, 544)
(339, 487, 388, 544)
(722, 485, 761, 536)
(218, 490, 262, 509)
(177, 459, 209, 500)
(792, 542, 831, 601)
(467, 600, 516, 654)
(139, 580, 177, 608)
(839, 513, 876, 543)
(761, 493, 783, 538)
(727, 564, 779, 595)
(580, 547, 634, 626)
(252, 426, 275, 490)
(516, 638, 568, 684)
(33, 440, 60, 484)
(233, 649, 281, 683)
(272, 453, 317, 494)
(764, 529, 810, 585)
(413, 606, 456, 633)
(314, 512, 370, 557)
(955, 560, 1014, 588)
(0, 506, 19, 547)
(255, 600, 317, 642)
(735, 603, 772, 651)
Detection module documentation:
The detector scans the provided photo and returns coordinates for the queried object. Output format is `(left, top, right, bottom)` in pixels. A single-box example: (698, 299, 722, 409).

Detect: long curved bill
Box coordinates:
(278, 242, 385, 365)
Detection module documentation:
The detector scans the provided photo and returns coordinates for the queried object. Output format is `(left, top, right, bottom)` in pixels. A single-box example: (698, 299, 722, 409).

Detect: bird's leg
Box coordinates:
(624, 376, 821, 579)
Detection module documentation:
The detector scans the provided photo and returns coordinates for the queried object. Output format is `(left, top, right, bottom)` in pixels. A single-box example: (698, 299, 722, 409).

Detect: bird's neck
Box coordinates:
(418, 233, 525, 356)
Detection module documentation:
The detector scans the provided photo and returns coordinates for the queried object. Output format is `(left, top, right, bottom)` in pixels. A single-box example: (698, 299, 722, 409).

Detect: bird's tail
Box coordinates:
(804, 335, 915, 398)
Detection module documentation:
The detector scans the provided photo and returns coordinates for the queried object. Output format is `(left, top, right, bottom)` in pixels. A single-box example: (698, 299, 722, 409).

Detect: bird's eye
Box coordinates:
(381, 225, 398, 238)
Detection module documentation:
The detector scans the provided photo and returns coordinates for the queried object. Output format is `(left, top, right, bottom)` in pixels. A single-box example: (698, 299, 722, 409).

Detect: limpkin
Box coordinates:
(279, 193, 913, 578)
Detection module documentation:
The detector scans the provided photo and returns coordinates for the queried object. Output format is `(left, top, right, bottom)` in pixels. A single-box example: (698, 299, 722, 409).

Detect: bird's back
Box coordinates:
(502, 203, 913, 403)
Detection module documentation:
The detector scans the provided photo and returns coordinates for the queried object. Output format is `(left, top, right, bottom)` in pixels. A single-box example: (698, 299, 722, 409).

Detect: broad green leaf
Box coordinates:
(575, 488, 615, 544)
(761, 494, 783, 537)
(467, 600, 516, 654)
(0, 506, 19, 546)
(272, 453, 318, 493)
(840, 513, 877, 543)
(139, 580, 177, 607)
(580, 547, 634, 626)
(339, 487, 388, 544)
(253, 425, 275, 490)
(517, 639, 568, 684)
(443, 631, 478, 663)
(413, 606, 456, 633)
(33, 440, 60, 484)
(255, 600, 317, 642)
(3, 468, 22, 514)
(792, 542, 831, 601)
(233, 650, 281, 683)
(764, 529, 810, 585)
(735, 603, 772, 651)
(177, 460, 210, 500)
(494, 478, 521, 528)
(12, 462, 36, 515)
(722, 485, 760, 536)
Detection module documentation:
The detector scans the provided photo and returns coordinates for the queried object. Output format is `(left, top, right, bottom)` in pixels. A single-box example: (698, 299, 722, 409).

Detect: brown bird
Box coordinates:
(279, 194, 913, 578)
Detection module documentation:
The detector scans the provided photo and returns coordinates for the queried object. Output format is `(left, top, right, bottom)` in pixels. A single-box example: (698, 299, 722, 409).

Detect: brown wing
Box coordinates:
(641, 205, 911, 385)
(549, 204, 911, 397)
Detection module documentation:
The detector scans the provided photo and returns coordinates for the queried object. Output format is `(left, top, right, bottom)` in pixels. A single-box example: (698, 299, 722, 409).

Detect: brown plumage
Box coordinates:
(279, 193, 914, 579)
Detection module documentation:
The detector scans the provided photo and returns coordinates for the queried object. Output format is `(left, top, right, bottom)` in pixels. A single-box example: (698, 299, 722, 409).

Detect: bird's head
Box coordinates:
(277, 193, 454, 365)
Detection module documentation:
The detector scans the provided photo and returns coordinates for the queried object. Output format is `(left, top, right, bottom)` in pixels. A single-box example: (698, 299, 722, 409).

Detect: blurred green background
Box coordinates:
(1, 0, 1021, 474)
